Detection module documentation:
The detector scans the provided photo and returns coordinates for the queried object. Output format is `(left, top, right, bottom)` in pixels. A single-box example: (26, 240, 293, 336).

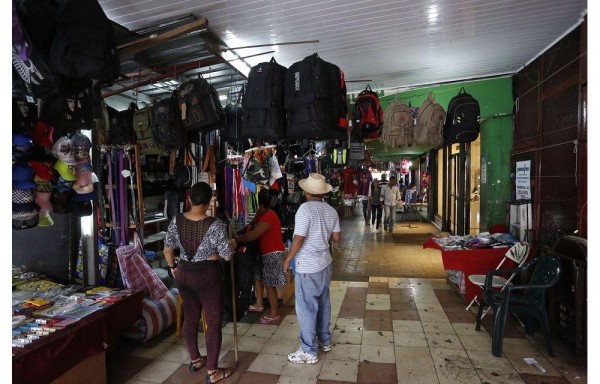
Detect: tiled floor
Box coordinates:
(107, 213, 588, 384)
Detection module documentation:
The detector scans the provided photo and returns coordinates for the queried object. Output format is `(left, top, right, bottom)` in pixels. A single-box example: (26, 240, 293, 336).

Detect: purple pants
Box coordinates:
(176, 260, 224, 370)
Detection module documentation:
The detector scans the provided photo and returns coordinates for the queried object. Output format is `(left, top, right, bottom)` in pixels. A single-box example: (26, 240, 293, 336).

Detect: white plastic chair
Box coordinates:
(465, 242, 531, 317)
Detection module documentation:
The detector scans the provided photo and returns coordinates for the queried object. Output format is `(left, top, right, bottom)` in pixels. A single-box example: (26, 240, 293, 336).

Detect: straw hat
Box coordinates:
(298, 173, 332, 195)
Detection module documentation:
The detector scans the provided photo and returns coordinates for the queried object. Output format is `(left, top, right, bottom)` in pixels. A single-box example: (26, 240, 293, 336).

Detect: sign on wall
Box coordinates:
(515, 160, 531, 200)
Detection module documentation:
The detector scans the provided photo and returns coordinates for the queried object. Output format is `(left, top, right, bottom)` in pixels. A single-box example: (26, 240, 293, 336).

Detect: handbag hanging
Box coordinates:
(173, 145, 201, 189)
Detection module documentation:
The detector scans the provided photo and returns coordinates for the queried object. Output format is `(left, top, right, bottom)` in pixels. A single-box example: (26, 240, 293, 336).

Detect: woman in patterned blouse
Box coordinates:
(164, 182, 235, 383)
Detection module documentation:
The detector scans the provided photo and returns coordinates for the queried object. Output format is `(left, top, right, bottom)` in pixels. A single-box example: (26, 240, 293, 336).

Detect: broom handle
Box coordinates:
(228, 222, 239, 365)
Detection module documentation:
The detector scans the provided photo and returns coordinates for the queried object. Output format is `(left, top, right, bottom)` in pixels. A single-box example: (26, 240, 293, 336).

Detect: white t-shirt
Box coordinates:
(293, 201, 341, 273)
(380, 184, 402, 206)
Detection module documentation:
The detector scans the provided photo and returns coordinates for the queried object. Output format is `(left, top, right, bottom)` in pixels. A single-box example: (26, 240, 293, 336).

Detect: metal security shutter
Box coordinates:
(513, 26, 583, 246)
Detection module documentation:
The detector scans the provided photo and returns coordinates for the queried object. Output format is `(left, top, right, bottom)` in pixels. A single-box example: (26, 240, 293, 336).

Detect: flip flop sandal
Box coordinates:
(258, 314, 281, 324)
(248, 305, 264, 313)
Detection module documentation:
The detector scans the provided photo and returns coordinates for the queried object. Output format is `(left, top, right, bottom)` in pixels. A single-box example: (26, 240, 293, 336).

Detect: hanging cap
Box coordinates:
(38, 211, 55, 227)
(71, 133, 91, 151)
(13, 133, 34, 159)
(72, 191, 95, 201)
(31, 120, 54, 147)
(13, 163, 37, 189)
(12, 186, 36, 204)
(29, 161, 54, 181)
(12, 207, 39, 230)
(53, 160, 77, 181)
(51, 136, 76, 165)
(73, 182, 94, 194)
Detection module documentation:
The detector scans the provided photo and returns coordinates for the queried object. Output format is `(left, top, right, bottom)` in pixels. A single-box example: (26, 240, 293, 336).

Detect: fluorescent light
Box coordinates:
(427, 5, 439, 23)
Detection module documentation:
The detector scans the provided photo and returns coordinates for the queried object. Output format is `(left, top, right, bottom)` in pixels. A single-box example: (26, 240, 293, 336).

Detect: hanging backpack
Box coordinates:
(380, 102, 414, 148)
(151, 95, 185, 148)
(414, 93, 446, 147)
(133, 106, 164, 155)
(222, 85, 244, 141)
(444, 87, 481, 144)
(284, 53, 347, 140)
(107, 103, 136, 145)
(39, 90, 94, 139)
(353, 85, 384, 140)
(174, 75, 224, 132)
(12, 0, 119, 100)
(242, 58, 287, 140)
(13, 98, 37, 134)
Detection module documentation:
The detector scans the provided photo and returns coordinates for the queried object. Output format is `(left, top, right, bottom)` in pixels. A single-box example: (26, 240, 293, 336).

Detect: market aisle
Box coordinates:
(107, 215, 587, 384)
(332, 210, 446, 281)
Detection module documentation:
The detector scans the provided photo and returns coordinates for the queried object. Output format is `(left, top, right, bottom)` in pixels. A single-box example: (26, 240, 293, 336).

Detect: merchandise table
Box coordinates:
(12, 290, 144, 384)
(423, 238, 514, 305)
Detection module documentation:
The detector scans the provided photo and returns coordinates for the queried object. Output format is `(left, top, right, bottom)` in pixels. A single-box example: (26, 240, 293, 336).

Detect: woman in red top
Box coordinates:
(235, 189, 287, 324)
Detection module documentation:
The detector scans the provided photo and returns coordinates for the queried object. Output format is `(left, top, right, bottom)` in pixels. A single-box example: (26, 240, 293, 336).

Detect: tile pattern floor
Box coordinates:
(107, 215, 587, 384)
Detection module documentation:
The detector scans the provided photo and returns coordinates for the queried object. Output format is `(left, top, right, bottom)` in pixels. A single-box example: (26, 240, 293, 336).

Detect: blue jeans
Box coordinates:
(384, 204, 396, 229)
(294, 263, 332, 356)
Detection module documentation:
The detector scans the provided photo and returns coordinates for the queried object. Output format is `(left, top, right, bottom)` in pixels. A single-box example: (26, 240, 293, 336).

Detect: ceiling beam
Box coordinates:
(102, 56, 223, 98)
(118, 18, 208, 61)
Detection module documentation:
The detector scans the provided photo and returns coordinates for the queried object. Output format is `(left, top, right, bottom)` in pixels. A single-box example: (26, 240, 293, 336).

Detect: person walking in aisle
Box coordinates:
(164, 182, 235, 384)
(357, 166, 372, 226)
(235, 189, 288, 324)
(369, 179, 383, 232)
(283, 173, 341, 364)
(380, 175, 402, 233)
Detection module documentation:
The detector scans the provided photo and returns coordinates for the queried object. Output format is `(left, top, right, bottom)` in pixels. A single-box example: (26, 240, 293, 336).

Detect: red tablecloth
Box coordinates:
(12, 290, 144, 384)
(423, 238, 514, 305)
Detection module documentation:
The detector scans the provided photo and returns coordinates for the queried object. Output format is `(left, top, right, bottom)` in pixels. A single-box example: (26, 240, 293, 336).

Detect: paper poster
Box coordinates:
(481, 153, 487, 184)
(515, 160, 531, 200)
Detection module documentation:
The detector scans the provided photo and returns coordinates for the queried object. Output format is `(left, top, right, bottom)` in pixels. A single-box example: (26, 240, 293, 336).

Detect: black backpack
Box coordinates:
(174, 75, 225, 132)
(151, 96, 185, 148)
(223, 104, 244, 141)
(13, 98, 37, 134)
(284, 53, 347, 140)
(107, 103, 136, 145)
(39, 91, 94, 139)
(12, 0, 90, 100)
(12, 0, 119, 99)
(444, 87, 480, 144)
(242, 58, 287, 140)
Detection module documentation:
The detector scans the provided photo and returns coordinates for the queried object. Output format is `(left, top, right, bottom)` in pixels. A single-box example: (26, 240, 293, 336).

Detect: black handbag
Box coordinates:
(173, 147, 201, 189)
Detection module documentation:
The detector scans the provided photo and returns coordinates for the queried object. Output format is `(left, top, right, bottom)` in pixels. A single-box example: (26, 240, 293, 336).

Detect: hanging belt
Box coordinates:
(107, 150, 119, 245)
(118, 149, 127, 246)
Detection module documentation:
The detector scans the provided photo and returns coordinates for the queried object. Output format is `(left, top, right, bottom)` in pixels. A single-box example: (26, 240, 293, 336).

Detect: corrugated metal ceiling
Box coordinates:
(99, 0, 587, 109)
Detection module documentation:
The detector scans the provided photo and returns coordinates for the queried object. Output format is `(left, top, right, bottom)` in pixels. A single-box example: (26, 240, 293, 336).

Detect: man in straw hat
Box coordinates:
(283, 173, 341, 364)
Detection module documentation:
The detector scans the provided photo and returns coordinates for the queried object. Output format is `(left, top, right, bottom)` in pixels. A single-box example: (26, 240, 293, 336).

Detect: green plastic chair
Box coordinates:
(475, 255, 561, 357)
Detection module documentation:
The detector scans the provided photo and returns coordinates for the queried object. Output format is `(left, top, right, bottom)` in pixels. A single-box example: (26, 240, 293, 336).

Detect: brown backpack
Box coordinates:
(415, 93, 446, 147)
(380, 101, 414, 148)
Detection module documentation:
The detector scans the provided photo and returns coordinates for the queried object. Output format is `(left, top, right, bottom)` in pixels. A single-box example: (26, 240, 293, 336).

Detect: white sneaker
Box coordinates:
(317, 339, 332, 352)
(288, 347, 319, 364)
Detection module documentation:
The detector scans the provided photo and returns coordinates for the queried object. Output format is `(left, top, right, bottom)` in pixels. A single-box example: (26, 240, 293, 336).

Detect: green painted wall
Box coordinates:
(364, 77, 514, 230)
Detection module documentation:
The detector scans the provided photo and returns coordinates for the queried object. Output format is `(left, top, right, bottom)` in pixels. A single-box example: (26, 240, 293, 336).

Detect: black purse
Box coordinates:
(173, 147, 201, 189)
